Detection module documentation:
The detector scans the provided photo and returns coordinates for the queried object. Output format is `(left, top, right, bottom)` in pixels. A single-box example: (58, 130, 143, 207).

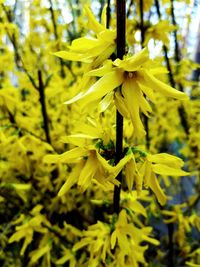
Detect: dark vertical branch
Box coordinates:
(106, 0, 111, 29)
(127, 0, 133, 18)
(170, 0, 189, 134)
(155, 0, 176, 88)
(139, 0, 145, 46)
(48, 0, 58, 39)
(155, 0, 189, 135)
(48, 0, 65, 78)
(113, 0, 126, 215)
(38, 70, 51, 144)
(139, 0, 150, 149)
(170, 0, 180, 62)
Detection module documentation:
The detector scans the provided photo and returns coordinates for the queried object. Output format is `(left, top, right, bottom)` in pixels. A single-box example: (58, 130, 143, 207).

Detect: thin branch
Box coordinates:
(38, 70, 51, 144)
(155, 0, 189, 136)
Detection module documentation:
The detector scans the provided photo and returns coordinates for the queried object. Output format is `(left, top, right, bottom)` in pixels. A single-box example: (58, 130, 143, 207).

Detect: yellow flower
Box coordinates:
(144, 20, 177, 46)
(73, 221, 112, 264)
(106, 149, 189, 205)
(8, 205, 50, 255)
(65, 48, 188, 139)
(44, 146, 120, 195)
(54, 6, 116, 66)
(142, 153, 189, 205)
(110, 210, 159, 266)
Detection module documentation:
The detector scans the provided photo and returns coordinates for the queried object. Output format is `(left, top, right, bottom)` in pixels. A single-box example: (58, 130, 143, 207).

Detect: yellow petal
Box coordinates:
(122, 79, 146, 138)
(78, 152, 98, 191)
(148, 172, 167, 205)
(56, 250, 73, 264)
(60, 134, 96, 147)
(125, 159, 136, 191)
(142, 161, 152, 187)
(128, 199, 147, 217)
(147, 153, 184, 168)
(152, 164, 189, 176)
(84, 5, 105, 33)
(186, 262, 200, 267)
(86, 60, 113, 77)
(44, 147, 86, 164)
(108, 153, 133, 181)
(53, 51, 92, 63)
(98, 91, 114, 113)
(114, 48, 149, 71)
(75, 70, 123, 108)
(137, 81, 156, 102)
(114, 91, 130, 118)
(58, 162, 84, 196)
(11, 183, 31, 190)
(139, 94, 152, 117)
(29, 244, 51, 264)
(69, 37, 100, 52)
(142, 70, 188, 100)
(96, 150, 114, 172)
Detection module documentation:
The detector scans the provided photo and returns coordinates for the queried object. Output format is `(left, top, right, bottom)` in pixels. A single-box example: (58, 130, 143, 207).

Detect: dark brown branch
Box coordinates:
(38, 70, 51, 144)
(106, 0, 111, 29)
(113, 0, 126, 215)
(155, 0, 189, 136)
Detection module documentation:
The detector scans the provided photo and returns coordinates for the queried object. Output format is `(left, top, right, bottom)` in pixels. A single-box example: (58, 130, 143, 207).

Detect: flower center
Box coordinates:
(125, 71, 137, 79)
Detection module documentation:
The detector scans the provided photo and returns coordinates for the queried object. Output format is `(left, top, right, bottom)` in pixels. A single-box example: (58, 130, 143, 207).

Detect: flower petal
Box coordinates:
(74, 70, 123, 107)
(142, 70, 188, 100)
(152, 163, 189, 176)
(84, 5, 105, 33)
(114, 91, 130, 118)
(114, 48, 149, 71)
(58, 162, 84, 196)
(147, 153, 184, 168)
(122, 79, 146, 138)
(148, 172, 167, 205)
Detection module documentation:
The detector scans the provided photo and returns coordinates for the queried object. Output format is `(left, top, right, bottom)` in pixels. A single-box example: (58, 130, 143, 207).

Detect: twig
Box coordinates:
(38, 70, 51, 144)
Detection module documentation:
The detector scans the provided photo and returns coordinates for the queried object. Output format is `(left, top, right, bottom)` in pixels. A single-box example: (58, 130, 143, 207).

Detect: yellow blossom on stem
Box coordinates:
(65, 48, 188, 139)
(54, 6, 116, 66)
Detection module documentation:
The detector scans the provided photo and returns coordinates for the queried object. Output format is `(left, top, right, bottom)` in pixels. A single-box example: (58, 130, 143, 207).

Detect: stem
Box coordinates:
(155, 0, 189, 135)
(139, 0, 145, 46)
(170, 0, 189, 133)
(106, 0, 111, 29)
(113, 0, 126, 215)
(38, 70, 51, 144)
(48, 0, 65, 78)
(154, 0, 176, 88)
(139, 0, 150, 148)
(170, 0, 180, 62)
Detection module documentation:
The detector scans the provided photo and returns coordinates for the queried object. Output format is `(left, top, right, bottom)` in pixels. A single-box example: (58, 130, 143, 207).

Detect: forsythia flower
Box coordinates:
(110, 210, 159, 267)
(73, 221, 112, 265)
(44, 145, 119, 195)
(65, 48, 188, 139)
(143, 153, 189, 205)
(8, 205, 50, 255)
(54, 6, 116, 66)
(144, 20, 177, 47)
(108, 149, 189, 205)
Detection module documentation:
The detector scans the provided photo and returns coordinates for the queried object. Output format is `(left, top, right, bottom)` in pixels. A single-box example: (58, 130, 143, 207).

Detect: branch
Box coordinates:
(38, 70, 51, 144)
(113, 0, 126, 215)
